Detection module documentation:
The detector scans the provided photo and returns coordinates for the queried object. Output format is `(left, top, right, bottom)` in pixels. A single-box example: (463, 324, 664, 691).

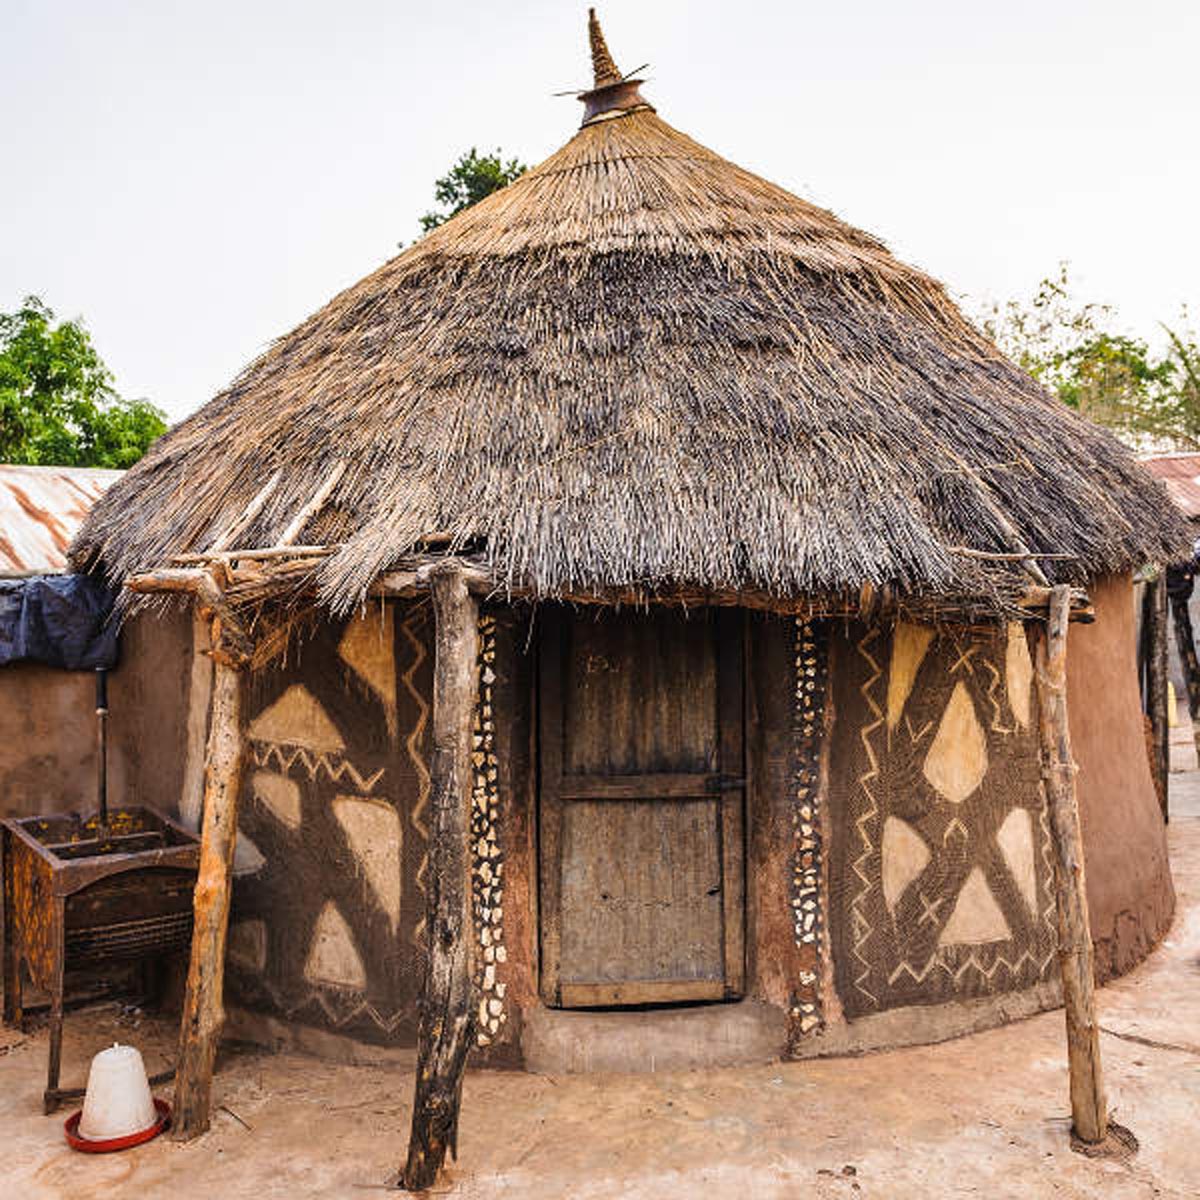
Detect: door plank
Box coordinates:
(537, 608, 565, 1006)
(716, 610, 747, 996)
(564, 611, 717, 776)
(559, 773, 723, 800)
(558, 797, 724, 989)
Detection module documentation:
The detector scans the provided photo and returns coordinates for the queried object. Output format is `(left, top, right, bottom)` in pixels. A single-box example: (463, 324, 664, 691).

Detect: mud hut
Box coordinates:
(71, 10, 1183, 1185)
(0, 464, 192, 822)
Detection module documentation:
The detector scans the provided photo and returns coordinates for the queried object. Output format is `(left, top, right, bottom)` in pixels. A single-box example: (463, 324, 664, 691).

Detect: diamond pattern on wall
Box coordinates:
(830, 622, 1057, 1016)
(922, 681, 988, 804)
(227, 603, 434, 1043)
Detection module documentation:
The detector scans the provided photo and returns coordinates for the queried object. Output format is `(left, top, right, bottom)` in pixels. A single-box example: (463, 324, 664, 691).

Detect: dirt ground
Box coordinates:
(4, 742, 1200, 1199)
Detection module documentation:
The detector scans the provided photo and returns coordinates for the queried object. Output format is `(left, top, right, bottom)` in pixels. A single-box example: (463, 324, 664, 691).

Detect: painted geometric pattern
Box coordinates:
(829, 621, 1056, 1016)
(227, 602, 434, 1041)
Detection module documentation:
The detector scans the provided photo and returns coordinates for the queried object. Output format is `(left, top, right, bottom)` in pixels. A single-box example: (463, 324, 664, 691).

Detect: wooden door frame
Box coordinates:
(536, 605, 746, 1007)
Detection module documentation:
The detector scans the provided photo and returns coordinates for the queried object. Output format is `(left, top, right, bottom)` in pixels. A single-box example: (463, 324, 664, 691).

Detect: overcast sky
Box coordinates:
(3, 0, 1197, 422)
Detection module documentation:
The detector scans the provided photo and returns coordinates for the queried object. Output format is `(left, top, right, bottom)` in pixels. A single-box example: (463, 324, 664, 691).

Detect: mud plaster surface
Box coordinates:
(3, 769, 1199, 1200)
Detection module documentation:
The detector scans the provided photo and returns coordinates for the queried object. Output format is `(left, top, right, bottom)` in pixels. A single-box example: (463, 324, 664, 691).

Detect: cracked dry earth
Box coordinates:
(4, 778, 1200, 1199)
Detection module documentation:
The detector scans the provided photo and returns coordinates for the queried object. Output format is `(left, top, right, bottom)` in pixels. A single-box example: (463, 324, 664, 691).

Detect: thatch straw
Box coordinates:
(72, 16, 1186, 617)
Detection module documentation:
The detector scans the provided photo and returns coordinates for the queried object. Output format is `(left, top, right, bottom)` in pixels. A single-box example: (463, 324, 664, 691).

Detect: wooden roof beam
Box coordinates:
(206, 471, 281, 554)
(171, 544, 336, 565)
(277, 462, 346, 548)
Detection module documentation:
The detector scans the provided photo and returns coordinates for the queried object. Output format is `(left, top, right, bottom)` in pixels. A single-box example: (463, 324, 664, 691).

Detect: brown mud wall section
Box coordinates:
(1068, 573, 1175, 981)
(2, 582, 1170, 1065)
(825, 619, 1058, 1020)
(226, 600, 434, 1048)
(224, 600, 530, 1067)
(0, 606, 191, 821)
(745, 614, 811, 1010)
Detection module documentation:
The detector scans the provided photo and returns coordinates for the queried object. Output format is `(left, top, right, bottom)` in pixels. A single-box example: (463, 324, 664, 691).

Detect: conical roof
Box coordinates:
(74, 13, 1184, 616)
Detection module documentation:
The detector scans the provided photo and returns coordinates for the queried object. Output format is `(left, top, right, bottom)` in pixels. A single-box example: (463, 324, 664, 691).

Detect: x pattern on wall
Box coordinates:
(832, 621, 1057, 1017)
(225, 603, 434, 1040)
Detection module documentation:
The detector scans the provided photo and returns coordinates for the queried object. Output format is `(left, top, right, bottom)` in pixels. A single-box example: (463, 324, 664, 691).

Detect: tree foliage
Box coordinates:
(982, 265, 1200, 449)
(0, 296, 166, 468)
(419, 147, 526, 234)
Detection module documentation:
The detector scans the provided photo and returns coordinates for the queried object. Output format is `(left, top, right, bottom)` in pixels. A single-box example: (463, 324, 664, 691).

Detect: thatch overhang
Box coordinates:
(72, 14, 1187, 621)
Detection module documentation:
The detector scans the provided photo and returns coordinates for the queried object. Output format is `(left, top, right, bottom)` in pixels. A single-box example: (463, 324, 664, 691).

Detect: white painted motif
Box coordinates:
(996, 806, 1037, 914)
(923, 681, 988, 804)
(939, 867, 1012, 946)
(881, 815, 930, 914)
(248, 684, 345, 752)
(304, 901, 367, 990)
(253, 770, 302, 831)
(333, 795, 401, 932)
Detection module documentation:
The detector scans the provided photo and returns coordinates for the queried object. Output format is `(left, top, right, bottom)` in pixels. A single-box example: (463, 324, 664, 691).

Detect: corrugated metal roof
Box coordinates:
(0, 464, 123, 574)
(1143, 453, 1200, 521)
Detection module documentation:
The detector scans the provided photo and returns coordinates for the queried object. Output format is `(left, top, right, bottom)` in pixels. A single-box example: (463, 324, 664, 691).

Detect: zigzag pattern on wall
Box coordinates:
(849, 627, 884, 1011)
(400, 607, 432, 956)
(836, 623, 1057, 1016)
(236, 969, 410, 1035)
(249, 743, 386, 793)
(981, 657, 1012, 735)
(887, 945, 1055, 988)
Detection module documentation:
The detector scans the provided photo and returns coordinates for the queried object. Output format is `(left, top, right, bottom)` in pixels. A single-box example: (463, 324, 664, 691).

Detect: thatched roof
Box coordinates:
(73, 12, 1186, 617)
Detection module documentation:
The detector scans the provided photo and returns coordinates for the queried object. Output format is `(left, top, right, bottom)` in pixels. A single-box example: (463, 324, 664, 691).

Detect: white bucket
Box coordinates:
(77, 1043, 158, 1141)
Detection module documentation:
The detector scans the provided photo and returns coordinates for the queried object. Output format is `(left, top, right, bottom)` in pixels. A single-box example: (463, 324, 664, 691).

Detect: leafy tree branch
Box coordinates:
(0, 296, 166, 468)
(418, 148, 526, 234)
(980, 265, 1200, 449)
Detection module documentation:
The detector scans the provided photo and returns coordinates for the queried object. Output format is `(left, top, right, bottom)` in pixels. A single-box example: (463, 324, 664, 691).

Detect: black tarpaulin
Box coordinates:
(0, 574, 119, 669)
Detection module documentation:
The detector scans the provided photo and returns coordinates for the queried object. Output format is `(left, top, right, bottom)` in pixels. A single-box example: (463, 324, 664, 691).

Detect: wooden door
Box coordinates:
(538, 607, 745, 1007)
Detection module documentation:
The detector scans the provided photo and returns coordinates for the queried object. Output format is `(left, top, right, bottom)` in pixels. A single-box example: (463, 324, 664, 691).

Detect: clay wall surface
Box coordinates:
(826, 620, 1057, 1020)
(3, 581, 1167, 1070)
(744, 614, 806, 1012)
(1067, 573, 1175, 980)
(0, 606, 191, 822)
(226, 600, 433, 1047)
(226, 600, 528, 1065)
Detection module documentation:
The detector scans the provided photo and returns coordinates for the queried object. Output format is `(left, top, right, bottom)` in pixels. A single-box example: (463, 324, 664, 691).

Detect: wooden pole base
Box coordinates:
(1143, 574, 1170, 822)
(1036, 585, 1108, 1146)
(402, 567, 480, 1191)
(1168, 592, 1200, 764)
(172, 646, 245, 1140)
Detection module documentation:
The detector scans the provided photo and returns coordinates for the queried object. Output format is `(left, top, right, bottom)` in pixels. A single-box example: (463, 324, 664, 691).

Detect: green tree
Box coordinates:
(981, 265, 1200, 449)
(0, 296, 166, 468)
(419, 147, 526, 234)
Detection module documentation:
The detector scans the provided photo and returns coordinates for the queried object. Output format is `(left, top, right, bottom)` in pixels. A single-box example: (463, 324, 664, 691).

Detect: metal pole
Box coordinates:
(95, 667, 109, 829)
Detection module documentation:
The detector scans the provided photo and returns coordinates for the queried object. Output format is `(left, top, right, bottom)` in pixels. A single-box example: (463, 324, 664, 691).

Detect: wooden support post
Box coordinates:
(1169, 590, 1200, 763)
(1035, 585, 1107, 1146)
(172, 641, 246, 1140)
(402, 566, 479, 1192)
(1143, 573, 1170, 822)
